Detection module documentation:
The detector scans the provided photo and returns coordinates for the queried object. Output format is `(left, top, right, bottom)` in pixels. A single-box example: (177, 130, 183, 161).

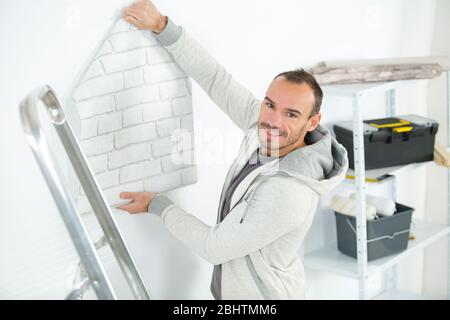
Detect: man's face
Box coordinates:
(258, 76, 321, 157)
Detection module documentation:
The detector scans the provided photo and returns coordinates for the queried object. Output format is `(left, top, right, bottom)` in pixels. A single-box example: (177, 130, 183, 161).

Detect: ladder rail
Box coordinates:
(19, 85, 151, 300)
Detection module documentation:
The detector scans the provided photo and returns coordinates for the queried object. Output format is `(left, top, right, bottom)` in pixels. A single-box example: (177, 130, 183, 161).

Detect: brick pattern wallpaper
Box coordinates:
(71, 19, 197, 213)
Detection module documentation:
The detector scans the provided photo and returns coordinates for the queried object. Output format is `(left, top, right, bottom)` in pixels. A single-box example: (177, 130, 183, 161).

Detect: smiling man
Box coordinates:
(118, 0, 348, 300)
(258, 73, 322, 157)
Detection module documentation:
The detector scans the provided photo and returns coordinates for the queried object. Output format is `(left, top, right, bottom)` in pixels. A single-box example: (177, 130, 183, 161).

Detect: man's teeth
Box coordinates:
(266, 129, 281, 136)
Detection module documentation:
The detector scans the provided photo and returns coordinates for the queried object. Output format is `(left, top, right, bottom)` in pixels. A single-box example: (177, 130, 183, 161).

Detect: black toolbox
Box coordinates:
(333, 114, 438, 170)
(335, 202, 414, 261)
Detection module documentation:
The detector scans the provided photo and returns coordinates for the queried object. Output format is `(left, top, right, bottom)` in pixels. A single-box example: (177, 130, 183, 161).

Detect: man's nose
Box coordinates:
(265, 110, 283, 129)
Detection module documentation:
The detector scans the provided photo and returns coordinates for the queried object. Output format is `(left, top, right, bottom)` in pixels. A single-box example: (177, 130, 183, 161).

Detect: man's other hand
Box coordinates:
(122, 0, 168, 33)
(117, 191, 156, 214)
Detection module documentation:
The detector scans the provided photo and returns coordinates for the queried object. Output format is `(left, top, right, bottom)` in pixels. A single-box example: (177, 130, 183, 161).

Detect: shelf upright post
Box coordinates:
(386, 88, 399, 292)
(353, 92, 369, 299)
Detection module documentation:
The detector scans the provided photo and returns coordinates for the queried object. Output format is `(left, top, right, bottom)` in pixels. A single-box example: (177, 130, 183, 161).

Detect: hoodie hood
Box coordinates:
(261, 124, 348, 195)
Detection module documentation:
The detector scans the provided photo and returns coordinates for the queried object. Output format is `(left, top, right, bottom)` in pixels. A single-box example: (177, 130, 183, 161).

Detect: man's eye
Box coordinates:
(265, 102, 274, 108)
(287, 112, 297, 118)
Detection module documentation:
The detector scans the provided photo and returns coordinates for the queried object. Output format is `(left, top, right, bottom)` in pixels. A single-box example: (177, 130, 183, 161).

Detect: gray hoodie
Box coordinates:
(147, 18, 348, 299)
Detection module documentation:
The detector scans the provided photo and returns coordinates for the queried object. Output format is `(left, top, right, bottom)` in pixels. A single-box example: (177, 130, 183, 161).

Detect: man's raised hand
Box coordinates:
(122, 0, 168, 33)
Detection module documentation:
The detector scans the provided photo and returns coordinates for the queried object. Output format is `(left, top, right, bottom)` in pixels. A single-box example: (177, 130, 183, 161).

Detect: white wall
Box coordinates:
(423, 0, 450, 299)
(0, 0, 446, 299)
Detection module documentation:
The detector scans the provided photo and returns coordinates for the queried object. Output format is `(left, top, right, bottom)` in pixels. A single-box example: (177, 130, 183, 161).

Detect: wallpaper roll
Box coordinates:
(69, 18, 198, 213)
(349, 192, 396, 217)
(308, 63, 442, 84)
(316, 56, 450, 71)
(330, 195, 377, 220)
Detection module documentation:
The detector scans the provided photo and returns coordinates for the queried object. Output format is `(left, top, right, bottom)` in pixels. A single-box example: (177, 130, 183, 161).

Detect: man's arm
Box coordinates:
(148, 177, 314, 265)
(123, 1, 260, 132)
(117, 176, 315, 265)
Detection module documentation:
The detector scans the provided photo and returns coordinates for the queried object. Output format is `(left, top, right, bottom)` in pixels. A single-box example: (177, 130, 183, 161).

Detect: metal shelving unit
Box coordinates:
(304, 76, 450, 300)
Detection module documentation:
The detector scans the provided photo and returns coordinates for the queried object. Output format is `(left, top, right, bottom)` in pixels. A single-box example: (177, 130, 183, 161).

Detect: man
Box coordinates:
(118, 0, 348, 300)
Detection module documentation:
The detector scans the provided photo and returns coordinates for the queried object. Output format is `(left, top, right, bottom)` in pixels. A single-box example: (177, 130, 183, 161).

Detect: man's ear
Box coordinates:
(307, 113, 321, 132)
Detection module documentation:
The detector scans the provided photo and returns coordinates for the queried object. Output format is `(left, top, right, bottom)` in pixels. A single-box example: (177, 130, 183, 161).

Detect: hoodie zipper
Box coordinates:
(217, 133, 257, 223)
(238, 188, 256, 224)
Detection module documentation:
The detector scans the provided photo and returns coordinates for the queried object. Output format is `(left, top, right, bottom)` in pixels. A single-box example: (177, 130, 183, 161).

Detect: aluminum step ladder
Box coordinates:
(19, 85, 152, 300)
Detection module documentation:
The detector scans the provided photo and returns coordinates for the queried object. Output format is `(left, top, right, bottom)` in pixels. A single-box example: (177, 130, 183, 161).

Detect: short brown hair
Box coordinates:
(274, 68, 323, 118)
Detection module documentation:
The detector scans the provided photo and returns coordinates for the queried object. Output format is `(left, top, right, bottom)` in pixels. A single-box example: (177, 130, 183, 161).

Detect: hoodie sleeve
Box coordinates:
(148, 176, 315, 265)
(147, 18, 260, 132)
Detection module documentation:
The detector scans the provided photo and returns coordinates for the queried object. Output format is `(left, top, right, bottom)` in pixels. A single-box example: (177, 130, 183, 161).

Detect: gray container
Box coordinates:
(335, 203, 414, 261)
